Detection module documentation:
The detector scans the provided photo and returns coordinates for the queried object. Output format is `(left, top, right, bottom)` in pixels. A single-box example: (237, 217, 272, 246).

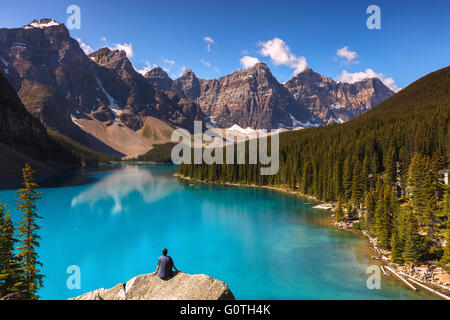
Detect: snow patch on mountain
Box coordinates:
(95, 76, 122, 114)
(227, 124, 258, 135)
(289, 113, 320, 128)
(24, 19, 61, 29)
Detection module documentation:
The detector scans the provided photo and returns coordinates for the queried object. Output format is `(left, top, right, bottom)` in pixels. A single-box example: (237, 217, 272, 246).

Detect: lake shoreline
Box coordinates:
(175, 173, 450, 300)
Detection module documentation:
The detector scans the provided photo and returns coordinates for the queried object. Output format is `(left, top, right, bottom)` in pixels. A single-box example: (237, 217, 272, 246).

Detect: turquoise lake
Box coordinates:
(0, 164, 435, 300)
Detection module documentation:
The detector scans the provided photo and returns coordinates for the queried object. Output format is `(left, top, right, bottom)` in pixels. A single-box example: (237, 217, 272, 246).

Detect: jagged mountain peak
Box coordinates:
(234, 62, 278, 84)
(89, 47, 128, 61)
(250, 62, 269, 70)
(179, 68, 197, 79)
(287, 67, 333, 85)
(88, 47, 134, 75)
(145, 66, 170, 78)
(145, 67, 173, 92)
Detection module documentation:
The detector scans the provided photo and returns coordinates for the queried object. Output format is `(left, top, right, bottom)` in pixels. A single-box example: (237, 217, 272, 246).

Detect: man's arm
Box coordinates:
(171, 257, 180, 273)
(152, 265, 159, 276)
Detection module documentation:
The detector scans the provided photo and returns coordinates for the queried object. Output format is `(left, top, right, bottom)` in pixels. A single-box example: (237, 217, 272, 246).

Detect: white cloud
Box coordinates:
(109, 43, 134, 58)
(337, 68, 401, 92)
(336, 46, 359, 63)
(204, 36, 216, 52)
(76, 38, 93, 55)
(200, 58, 211, 68)
(240, 56, 260, 69)
(101, 36, 107, 42)
(162, 58, 175, 65)
(135, 60, 156, 75)
(258, 38, 308, 75)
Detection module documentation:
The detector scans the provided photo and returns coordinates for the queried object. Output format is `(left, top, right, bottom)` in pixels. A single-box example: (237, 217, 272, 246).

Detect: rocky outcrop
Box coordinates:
(145, 67, 174, 92)
(284, 68, 395, 124)
(169, 63, 311, 129)
(148, 63, 394, 129)
(71, 273, 235, 300)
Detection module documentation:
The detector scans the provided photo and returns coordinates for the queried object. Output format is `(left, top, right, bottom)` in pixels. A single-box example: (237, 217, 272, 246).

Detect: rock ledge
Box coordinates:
(70, 273, 235, 300)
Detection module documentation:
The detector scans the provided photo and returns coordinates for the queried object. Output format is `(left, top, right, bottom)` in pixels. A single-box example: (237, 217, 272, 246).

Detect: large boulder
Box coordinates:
(70, 273, 235, 300)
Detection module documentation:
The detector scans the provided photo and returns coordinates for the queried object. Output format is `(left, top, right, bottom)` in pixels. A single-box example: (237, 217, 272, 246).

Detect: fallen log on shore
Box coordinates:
(385, 266, 416, 291)
(399, 272, 450, 300)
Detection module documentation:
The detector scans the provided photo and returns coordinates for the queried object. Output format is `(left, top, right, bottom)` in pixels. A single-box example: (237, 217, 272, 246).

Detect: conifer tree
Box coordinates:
(407, 153, 427, 215)
(365, 190, 377, 234)
(402, 208, 421, 264)
(335, 199, 344, 222)
(441, 190, 450, 271)
(0, 204, 24, 297)
(15, 164, 43, 300)
(384, 144, 397, 187)
(390, 223, 404, 264)
(346, 203, 358, 220)
(375, 186, 393, 249)
(351, 161, 364, 208)
(343, 158, 353, 201)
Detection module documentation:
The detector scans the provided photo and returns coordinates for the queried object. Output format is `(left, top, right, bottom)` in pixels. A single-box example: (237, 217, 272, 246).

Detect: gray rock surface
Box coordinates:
(70, 273, 235, 300)
(147, 63, 395, 129)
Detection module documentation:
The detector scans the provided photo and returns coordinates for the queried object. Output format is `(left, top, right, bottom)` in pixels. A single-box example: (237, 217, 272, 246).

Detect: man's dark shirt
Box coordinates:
(157, 255, 174, 279)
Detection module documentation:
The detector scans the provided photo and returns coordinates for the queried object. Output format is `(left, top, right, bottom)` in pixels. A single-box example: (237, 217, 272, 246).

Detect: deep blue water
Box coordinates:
(0, 164, 434, 299)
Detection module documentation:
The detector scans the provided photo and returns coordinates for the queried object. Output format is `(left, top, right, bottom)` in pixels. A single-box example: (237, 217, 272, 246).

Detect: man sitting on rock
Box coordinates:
(152, 248, 180, 280)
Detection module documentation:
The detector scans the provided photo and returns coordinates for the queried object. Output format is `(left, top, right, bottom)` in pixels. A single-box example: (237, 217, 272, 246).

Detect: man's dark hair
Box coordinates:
(162, 248, 168, 256)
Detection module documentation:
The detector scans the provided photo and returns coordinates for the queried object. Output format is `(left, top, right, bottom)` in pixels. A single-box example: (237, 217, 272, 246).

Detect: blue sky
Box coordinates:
(1, 0, 449, 90)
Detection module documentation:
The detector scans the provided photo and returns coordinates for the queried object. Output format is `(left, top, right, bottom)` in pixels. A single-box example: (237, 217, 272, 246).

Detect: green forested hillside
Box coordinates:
(126, 142, 175, 163)
(178, 66, 450, 266)
(47, 128, 119, 164)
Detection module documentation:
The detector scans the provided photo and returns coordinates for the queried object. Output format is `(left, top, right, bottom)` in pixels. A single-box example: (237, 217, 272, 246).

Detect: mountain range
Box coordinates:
(0, 18, 395, 158)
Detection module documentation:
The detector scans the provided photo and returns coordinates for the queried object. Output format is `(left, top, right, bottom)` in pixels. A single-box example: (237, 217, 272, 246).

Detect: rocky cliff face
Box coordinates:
(145, 67, 174, 92)
(71, 273, 235, 300)
(88, 47, 204, 132)
(198, 63, 311, 129)
(148, 64, 394, 129)
(284, 68, 395, 124)
(152, 63, 312, 129)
